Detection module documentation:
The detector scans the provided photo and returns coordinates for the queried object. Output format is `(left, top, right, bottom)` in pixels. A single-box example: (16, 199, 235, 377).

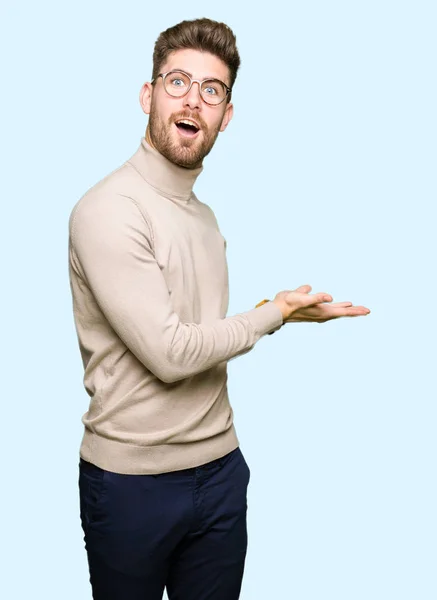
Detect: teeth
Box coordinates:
(176, 119, 199, 129)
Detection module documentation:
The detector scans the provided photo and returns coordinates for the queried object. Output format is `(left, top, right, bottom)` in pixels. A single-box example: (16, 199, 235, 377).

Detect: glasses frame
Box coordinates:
(151, 70, 232, 106)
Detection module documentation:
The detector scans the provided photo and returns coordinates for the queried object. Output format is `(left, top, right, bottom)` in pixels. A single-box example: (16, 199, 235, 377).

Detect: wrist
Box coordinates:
(271, 299, 288, 321)
(255, 299, 282, 334)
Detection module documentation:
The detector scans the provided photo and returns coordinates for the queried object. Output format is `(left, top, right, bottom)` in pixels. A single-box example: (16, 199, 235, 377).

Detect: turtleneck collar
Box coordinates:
(127, 136, 203, 202)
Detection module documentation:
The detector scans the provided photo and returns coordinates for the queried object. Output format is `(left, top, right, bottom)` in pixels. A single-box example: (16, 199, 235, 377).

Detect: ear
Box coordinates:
(219, 101, 234, 132)
(139, 82, 153, 115)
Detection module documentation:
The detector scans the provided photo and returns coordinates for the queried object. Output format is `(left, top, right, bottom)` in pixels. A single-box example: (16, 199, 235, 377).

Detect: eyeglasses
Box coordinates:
(151, 70, 232, 106)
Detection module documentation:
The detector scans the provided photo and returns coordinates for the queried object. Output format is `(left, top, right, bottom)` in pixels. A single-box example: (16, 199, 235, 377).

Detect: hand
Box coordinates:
(272, 285, 370, 324)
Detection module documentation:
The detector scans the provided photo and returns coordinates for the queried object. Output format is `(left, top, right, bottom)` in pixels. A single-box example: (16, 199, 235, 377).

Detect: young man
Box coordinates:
(68, 18, 370, 600)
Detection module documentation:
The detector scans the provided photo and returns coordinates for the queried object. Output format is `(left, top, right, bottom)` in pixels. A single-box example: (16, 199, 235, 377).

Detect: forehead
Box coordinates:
(161, 48, 230, 84)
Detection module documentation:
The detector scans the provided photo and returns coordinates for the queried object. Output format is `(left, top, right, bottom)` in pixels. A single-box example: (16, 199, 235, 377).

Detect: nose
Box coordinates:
(183, 81, 202, 110)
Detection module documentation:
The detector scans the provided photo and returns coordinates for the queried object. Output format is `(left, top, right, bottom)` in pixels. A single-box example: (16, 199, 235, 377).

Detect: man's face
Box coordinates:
(140, 49, 234, 169)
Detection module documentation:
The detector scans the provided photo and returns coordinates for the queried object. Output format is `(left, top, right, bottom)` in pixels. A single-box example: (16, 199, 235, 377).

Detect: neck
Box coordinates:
(145, 126, 154, 150)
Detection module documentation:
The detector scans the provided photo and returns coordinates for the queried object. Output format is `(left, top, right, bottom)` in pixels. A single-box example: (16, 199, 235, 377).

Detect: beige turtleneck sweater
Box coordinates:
(68, 136, 284, 474)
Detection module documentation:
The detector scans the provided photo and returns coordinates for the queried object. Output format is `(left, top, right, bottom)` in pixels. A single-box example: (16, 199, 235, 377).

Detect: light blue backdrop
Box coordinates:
(2, 1, 436, 599)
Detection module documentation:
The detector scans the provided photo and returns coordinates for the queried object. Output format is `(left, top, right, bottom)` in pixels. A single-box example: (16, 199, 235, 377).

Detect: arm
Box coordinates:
(69, 194, 283, 384)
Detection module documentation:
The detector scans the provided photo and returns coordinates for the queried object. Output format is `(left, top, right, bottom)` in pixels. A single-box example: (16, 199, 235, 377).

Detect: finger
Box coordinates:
(330, 306, 370, 317)
(319, 302, 370, 313)
(330, 301, 352, 308)
(294, 284, 312, 294)
(344, 305, 370, 314)
(355, 306, 371, 313)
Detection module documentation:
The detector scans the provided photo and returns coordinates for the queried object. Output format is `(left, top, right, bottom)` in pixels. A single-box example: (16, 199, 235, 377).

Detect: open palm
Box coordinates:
(278, 285, 370, 323)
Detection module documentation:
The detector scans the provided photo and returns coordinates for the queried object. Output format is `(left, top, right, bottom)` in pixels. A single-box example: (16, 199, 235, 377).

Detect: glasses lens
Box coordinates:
(164, 71, 191, 97)
(201, 80, 227, 105)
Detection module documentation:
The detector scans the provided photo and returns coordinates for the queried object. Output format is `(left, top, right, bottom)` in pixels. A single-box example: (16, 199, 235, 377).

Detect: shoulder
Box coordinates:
(69, 163, 151, 239)
(191, 195, 227, 249)
(191, 194, 220, 229)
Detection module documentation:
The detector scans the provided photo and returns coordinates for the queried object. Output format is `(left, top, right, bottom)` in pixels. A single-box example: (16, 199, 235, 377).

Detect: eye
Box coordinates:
(204, 85, 218, 95)
(171, 78, 184, 87)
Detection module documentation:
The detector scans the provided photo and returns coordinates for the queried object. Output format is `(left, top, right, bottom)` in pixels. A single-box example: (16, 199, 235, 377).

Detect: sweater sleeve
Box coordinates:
(69, 193, 283, 383)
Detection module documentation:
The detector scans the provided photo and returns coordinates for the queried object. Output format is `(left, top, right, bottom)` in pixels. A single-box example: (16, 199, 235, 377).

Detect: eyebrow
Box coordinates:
(172, 68, 227, 84)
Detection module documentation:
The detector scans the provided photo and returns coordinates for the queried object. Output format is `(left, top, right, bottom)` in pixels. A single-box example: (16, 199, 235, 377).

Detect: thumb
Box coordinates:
(294, 284, 312, 294)
(290, 291, 332, 308)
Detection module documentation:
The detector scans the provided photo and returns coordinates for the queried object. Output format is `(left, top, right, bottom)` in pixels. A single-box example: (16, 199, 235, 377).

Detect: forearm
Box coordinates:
(143, 301, 282, 382)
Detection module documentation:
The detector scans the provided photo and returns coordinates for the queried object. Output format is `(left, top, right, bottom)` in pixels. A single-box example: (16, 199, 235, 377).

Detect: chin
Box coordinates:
(173, 152, 203, 169)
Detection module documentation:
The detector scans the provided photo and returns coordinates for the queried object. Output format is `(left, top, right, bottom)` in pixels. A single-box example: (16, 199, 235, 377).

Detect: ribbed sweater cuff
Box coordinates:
(243, 301, 284, 337)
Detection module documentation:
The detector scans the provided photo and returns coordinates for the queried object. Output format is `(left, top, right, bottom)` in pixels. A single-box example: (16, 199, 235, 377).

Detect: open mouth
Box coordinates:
(175, 119, 200, 138)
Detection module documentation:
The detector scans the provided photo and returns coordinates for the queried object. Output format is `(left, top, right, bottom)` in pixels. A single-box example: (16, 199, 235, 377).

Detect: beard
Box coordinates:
(148, 102, 222, 169)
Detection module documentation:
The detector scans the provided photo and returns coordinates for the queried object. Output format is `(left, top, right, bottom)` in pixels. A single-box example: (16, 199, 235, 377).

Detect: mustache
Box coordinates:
(170, 111, 207, 130)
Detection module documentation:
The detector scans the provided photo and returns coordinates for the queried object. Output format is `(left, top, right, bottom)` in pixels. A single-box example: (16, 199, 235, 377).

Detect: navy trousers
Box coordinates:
(78, 447, 251, 599)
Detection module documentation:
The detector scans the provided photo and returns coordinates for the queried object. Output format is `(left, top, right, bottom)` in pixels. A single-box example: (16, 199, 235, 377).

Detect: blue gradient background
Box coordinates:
(2, 1, 436, 598)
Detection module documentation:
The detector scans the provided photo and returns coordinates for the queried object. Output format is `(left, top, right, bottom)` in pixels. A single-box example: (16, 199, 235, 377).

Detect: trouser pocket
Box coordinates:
(78, 458, 107, 530)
